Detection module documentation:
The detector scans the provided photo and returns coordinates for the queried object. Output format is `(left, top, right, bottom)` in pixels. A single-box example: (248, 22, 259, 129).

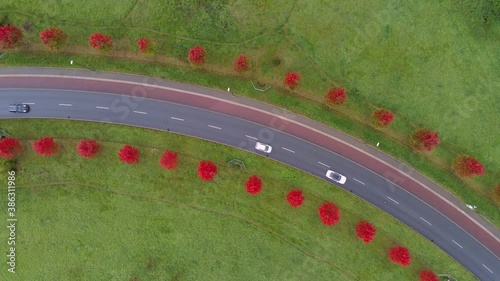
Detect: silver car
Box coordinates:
(255, 142, 272, 153)
(326, 170, 347, 184)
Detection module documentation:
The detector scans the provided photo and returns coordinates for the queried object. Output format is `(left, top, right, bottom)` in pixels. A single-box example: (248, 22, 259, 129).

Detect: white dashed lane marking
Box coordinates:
(386, 196, 399, 204)
(482, 264, 493, 274)
(353, 178, 365, 185)
(133, 111, 147, 115)
(170, 117, 184, 121)
(282, 147, 295, 153)
(452, 240, 463, 249)
(420, 217, 432, 226)
(59, 103, 72, 106)
(245, 135, 258, 140)
(317, 161, 330, 168)
(23, 102, 35, 105)
(96, 106, 109, 109)
(208, 125, 222, 130)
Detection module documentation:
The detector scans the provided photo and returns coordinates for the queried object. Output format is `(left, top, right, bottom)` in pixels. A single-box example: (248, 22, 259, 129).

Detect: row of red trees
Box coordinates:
(0, 136, 442, 277)
(185, 44, 484, 177)
(0, 136, 482, 178)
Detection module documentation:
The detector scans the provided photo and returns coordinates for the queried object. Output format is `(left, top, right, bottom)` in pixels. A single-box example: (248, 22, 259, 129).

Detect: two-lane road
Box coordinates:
(1, 89, 498, 280)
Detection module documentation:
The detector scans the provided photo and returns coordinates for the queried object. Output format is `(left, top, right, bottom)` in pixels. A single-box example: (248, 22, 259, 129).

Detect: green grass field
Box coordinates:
(0, 119, 476, 280)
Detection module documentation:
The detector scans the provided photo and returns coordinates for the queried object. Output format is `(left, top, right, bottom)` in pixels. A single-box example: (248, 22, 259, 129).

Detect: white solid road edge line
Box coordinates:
(420, 217, 432, 226)
(482, 264, 493, 274)
(386, 196, 399, 204)
(208, 125, 222, 130)
(282, 147, 295, 153)
(353, 178, 365, 185)
(245, 135, 258, 140)
(317, 161, 330, 168)
(95, 106, 109, 109)
(58, 103, 72, 106)
(452, 240, 464, 249)
(133, 111, 147, 114)
(170, 117, 184, 121)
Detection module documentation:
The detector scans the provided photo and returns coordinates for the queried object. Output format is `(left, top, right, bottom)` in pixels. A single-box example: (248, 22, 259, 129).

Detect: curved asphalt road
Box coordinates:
(0, 88, 498, 280)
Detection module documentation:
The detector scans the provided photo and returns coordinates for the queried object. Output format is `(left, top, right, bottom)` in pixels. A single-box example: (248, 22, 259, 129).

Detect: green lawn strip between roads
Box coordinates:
(0, 119, 475, 280)
(1, 1, 499, 224)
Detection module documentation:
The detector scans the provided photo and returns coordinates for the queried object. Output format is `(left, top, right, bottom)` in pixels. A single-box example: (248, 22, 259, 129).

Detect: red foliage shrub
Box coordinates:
(286, 190, 304, 208)
(325, 88, 347, 105)
(233, 55, 249, 72)
(0, 137, 23, 160)
(0, 24, 23, 49)
(198, 160, 217, 181)
(372, 109, 395, 127)
(137, 37, 154, 55)
(188, 45, 206, 65)
(40, 27, 67, 50)
(318, 202, 340, 226)
(118, 145, 140, 164)
(419, 270, 439, 281)
(77, 139, 100, 158)
(245, 175, 262, 195)
(88, 33, 112, 53)
(159, 150, 178, 170)
(411, 129, 440, 151)
(283, 72, 301, 90)
(387, 245, 411, 266)
(453, 156, 485, 177)
(355, 220, 376, 243)
(492, 183, 500, 206)
(32, 137, 59, 156)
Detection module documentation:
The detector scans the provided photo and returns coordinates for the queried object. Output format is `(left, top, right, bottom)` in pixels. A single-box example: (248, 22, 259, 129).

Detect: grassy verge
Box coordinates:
(0, 119, 475, 280)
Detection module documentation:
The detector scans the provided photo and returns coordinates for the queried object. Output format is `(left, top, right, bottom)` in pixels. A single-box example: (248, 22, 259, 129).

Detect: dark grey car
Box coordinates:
(9, 104, 30, 113)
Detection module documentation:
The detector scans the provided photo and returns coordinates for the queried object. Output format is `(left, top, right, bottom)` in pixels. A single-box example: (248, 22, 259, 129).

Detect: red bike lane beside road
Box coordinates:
(1, 74, 499, 257)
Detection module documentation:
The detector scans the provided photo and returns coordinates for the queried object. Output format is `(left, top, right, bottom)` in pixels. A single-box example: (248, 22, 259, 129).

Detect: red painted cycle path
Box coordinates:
(0, 69, 498, 258)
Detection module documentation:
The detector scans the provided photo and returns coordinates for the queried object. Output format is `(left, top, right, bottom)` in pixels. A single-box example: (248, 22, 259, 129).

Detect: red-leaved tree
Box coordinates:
(198, 160, 217, 181)
(77, 139, 100, 158)
(355, 220, 377, 243)
(372, 109, 395, 127)
(283, 72, 301, 90)
(0, 24, 23, 49)
(0, 137, 23, 159)
(118, 145, 140, 164)
(188, 45, 206, 65)
(286, 190, 304, 208)
(137, 37, 154, 56)
(411, 129, 440, 151)
(387, 245, 411, 266)
(453, 156, 485, 177)
(233, 54, 249, 72)
(245, 175, 262, 195)
(159, 150, 178, 170)
(89, 32, 112, 53)
(40, 27, 67, 50)
(318, 202, 340, 226)
(32, 137, 59, 156)
(325, 88, 347, 105)
(419, 270, 439, 281)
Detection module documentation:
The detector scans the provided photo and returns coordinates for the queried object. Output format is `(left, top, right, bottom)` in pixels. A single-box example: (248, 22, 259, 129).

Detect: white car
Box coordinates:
(255, 142, 272, 153)
(326, 170, 347, 184)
